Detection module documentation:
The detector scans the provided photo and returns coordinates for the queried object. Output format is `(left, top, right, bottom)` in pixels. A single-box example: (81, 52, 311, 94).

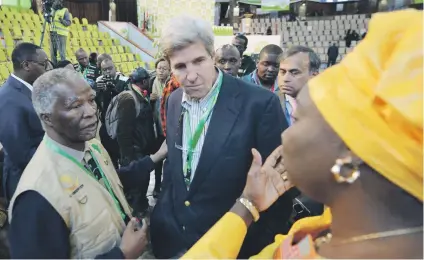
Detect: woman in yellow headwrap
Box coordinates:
(182, 9, 423, 259)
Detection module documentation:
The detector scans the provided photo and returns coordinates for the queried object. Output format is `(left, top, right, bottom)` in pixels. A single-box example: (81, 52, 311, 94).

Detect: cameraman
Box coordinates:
(96, 59, 131, 167)
(50, 0, 72, 65)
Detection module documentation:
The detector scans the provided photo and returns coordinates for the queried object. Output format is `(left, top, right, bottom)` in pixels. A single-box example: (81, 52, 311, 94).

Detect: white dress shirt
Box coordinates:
(11, 74, 33, 92)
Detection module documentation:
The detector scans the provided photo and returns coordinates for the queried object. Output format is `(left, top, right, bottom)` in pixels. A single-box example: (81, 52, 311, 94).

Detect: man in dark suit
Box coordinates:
(0, 43, 52, 201)
(150, 16, 294, 259)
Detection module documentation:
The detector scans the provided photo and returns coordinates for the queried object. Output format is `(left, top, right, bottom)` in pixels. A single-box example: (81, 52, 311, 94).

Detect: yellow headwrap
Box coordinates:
(309, 10, 423, 201)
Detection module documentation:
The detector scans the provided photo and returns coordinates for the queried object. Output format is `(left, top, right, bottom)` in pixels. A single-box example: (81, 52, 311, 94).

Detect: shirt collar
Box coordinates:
(181, 68, 223, 108)
(250, 70, 279, 94)
(11, 74, 33, 92)
(46, 135, 86, 163)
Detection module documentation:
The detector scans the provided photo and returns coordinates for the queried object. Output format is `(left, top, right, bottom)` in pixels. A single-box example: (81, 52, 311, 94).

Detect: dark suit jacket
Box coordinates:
(0, 76, 44, 201)
(151, 73, 295, 258)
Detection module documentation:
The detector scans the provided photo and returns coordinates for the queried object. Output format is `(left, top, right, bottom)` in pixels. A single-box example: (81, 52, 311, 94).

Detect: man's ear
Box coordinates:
(40, 113, 54, 128)
(21, 61, 31, 72)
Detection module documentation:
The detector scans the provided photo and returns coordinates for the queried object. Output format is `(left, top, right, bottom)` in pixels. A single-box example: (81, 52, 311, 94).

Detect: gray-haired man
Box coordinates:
(150, 15, 292, 259)
(8, 69, 167, 258)
(277, 45, 321, 126)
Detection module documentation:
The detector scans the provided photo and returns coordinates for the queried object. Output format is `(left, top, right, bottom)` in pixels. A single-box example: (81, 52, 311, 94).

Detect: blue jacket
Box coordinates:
(0, 76, 44, 201)
(150, 73, 296, 258)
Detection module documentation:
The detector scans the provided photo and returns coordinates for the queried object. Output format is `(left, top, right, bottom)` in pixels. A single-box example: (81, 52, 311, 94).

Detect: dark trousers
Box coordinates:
(327, 57, 337, 67)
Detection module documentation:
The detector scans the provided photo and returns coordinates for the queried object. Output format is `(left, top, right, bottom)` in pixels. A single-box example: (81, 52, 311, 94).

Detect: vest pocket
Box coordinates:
(71, 209, 121, 258)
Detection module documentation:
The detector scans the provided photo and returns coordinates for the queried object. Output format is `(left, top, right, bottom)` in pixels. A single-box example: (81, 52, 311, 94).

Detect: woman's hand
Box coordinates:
(242, 146, 293, 212)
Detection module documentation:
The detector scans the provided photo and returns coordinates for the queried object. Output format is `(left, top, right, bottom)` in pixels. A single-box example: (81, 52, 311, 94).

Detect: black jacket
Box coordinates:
(238, 55, 257, 77)
(150, 74, 294, 258)
(95, 73, 130, 124)
(116, 90, 156, 166)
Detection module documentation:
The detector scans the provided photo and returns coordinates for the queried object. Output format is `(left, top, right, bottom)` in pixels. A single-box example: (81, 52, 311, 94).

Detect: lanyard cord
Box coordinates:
(45, 138, 126, 220)
(182, 72, 223, 189)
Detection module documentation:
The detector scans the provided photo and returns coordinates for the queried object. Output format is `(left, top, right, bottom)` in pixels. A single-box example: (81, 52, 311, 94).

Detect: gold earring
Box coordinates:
(331, 157, 360, 184)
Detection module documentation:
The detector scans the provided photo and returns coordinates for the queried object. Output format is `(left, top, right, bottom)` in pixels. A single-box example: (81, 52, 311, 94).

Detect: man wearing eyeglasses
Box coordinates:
(0, 42, 53, 201)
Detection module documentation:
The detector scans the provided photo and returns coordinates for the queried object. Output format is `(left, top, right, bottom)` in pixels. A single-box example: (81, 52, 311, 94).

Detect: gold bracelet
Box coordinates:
(238, 198, 260, 222)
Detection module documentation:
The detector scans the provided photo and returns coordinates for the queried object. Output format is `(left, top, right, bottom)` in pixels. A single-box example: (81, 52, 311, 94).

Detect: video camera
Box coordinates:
(41, 0, 54, 23)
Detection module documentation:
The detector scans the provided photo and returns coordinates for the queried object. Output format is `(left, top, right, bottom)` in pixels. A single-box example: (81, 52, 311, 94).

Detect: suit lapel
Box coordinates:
(188, 74, 241, 195)
(168, 88, 187, 191)
(7, 76, 32, 101)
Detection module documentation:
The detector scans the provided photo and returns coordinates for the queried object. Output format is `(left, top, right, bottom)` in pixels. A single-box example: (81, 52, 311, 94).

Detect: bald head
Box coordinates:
(75, 48, 88, 67)
(259, 44, 283, 60)
(257, 44, 283, 84)
(215, 44, 241, 76)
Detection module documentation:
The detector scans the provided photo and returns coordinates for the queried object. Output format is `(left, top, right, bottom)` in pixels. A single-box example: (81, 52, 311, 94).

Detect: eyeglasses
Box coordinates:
(26, 59, 54, 70)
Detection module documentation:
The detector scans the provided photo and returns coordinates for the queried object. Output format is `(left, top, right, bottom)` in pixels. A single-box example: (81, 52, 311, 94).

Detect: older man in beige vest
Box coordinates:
(8, 69, 167, 258)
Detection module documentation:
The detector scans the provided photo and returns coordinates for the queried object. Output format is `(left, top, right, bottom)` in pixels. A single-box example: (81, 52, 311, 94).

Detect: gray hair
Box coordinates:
(33, 69, 84, 118)
(159, 16, 215, 60)
(279, 46, 321, 73)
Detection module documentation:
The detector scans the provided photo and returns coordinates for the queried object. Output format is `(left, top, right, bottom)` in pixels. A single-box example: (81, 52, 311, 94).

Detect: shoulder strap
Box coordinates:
(127, 90, 141, 118)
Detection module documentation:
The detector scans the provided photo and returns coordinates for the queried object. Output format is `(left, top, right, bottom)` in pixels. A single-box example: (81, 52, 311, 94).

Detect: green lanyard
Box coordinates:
(79, 64, 88, 80)
(45, 138, 126, 220)
(182, 72, 223, 189)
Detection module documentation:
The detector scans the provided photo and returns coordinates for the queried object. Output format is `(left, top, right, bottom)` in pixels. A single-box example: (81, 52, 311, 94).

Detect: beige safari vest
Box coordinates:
(9, 136, 133, 258)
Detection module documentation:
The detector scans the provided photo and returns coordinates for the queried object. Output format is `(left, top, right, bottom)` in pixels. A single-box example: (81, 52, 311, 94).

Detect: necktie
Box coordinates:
(83, 151, 129, 222)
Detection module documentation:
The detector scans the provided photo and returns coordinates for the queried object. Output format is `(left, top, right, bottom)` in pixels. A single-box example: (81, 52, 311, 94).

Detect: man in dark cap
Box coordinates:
(111, 67, 156, 216)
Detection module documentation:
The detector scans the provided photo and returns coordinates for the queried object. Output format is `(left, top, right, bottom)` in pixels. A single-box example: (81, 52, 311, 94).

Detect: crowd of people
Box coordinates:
(0, 8, 422, 259)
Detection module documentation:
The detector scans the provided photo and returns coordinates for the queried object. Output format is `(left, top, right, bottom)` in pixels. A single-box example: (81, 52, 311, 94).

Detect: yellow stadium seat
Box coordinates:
(81, 18, 88, 25)
(78, 31, 85, 38)
(105, 47, 112, 53)
(84, 31, 91, 38)
(114, 54, 121, 63)
(91, 30, 99, 38)
(121, 63, 128, 73)
(135, 54, 142, 61)
(6, 47, 13, 57)
(73, 17, 80, 25)
(5, 37, 14, 47)
(111, 46, 117, 54)
(85, 38, 93, 46)
(0, 65, 9, 79)
(117, 46, 124, 54)
(97, 46, 105, 54)
(7, 63, 13, 72)
(120, 54, 128, 62)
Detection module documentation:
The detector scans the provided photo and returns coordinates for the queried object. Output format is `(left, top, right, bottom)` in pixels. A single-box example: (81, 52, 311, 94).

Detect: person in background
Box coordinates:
(8, 68, 168, 258)
(214, 44, 241, 77)
(55, 59, 75, 70)
(151, 16, 291, 259)
(327, 43, 338, 67)
(278, 46, 320, 126)
(95, 53, 112, 79)
(243, 44, 282, 94)
(74, 48, 97, 88)
(89, 52, 98, 67)
(266, 26, 272, 35)
(232, 34, 256, 77)
(50, 0, 71, 65)
(0, 43, 52, 201)
(180, 10, 423, 259)
(150, 58, 171, 197)
(116, 67, 156, 215)
(96, 59, 130, 168)
(160, 73, 180, 137)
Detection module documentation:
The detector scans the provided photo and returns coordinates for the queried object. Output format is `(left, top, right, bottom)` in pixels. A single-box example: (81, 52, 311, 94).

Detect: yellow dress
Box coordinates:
(182, 209, 332, 259)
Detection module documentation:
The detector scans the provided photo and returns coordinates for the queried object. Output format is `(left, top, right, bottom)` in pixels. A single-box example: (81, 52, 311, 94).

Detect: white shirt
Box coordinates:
(180, 69, 223, 182)
(46, 135, 85, 162)
(11, 74, 33, 92)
